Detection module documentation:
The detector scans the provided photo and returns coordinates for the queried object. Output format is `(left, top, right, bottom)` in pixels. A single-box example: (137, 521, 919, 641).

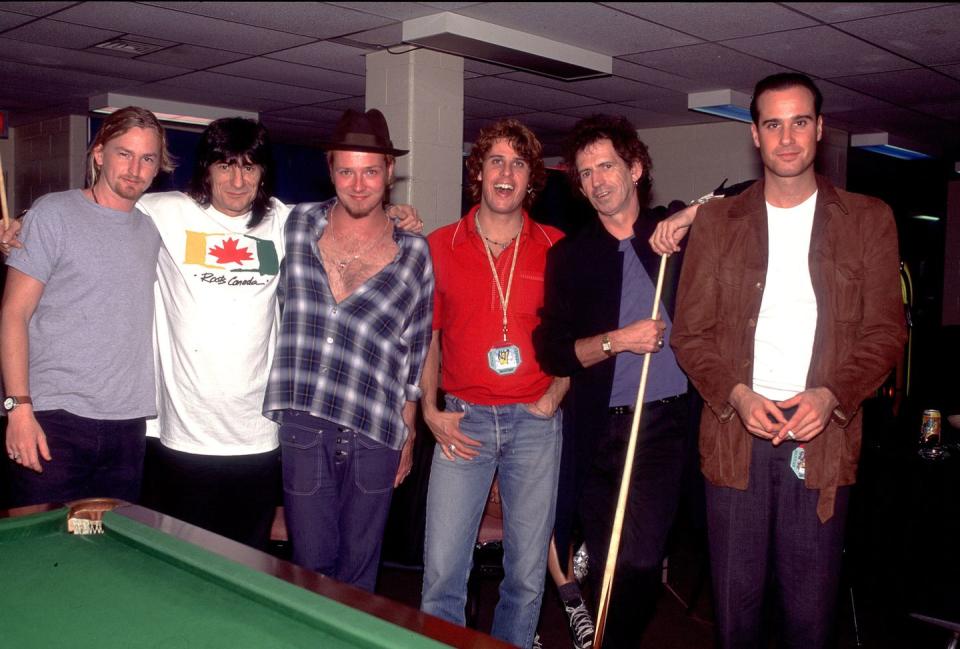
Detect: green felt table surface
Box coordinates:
(0, 507, 451, 649)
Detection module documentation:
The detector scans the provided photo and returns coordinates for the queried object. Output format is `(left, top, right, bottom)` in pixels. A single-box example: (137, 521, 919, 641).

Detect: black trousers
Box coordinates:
(9, 410, 145, 508)
(581, 395, 694, 648)
(706, 436, 850, 649)
(141, 437, 280, 551)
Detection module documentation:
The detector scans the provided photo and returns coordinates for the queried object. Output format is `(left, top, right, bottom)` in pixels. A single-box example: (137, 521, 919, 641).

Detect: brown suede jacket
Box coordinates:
(671, 175, 907, 521)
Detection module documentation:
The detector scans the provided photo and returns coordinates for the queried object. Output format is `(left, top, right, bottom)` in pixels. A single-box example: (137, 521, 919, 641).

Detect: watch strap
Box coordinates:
(4, 395, 32, 411)
(601, 334, 614, 357)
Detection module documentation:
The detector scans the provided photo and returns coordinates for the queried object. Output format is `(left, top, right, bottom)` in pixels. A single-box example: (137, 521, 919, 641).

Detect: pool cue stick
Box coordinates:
(594, 252, 669, 649)
(0, 151, 9, 231)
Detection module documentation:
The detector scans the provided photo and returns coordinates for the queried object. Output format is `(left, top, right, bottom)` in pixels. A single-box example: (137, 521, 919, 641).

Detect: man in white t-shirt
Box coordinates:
(136, 118, 423, 550)
(672, 73, 906, 648)
(138, 118, 288, 549)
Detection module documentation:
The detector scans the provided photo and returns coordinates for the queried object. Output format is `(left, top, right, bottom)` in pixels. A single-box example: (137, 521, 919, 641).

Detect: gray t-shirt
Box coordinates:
(6, 189, 161, 419)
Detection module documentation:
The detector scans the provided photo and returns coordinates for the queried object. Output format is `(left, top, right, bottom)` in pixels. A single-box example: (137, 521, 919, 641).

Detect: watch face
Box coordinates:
(3, 397, 14, 411)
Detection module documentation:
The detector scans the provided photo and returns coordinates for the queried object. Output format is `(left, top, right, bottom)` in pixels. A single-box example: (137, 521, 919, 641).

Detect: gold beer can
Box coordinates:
(920, 409, 941, 447)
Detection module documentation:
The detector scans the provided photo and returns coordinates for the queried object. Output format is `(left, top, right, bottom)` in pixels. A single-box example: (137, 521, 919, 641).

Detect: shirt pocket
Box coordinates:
(716, 262, 745, 323)
(279, 423, 324, 496)
(512, 270, 546, 322)
(833, 265, 864, 323)
(354, 435, 399, 495)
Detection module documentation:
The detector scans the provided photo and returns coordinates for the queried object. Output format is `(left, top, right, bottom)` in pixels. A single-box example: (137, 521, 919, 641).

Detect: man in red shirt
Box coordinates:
(420, 119, 567, 649)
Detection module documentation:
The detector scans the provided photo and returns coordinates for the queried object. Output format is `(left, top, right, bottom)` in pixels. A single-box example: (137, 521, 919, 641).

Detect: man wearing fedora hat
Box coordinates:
(262, 108, 433, 591)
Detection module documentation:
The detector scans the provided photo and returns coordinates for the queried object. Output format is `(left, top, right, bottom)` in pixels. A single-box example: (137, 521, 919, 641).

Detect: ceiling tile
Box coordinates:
(1, 2, 76, 17)
(266, 41, 372, 76)
(344, 23, 403, 48)
(560, 102, 722, 128)
(52, 2, 314, 55)
(830, 105, 948, 138)
(465, 97, 534, 119)
(624, 43, 786, 93)
(783, 3, 948, 23)
(912, 99, 960, 121)
(0, 59, 132, 93)
(464, 76, 598, 111)
(936, 64, 960, 81)
(501, 71, 680, 104)
(835, 4, 960, 66)
(0, 1, 956, 157)
(3, 18, 122, 50)
(131, 82, 294, 113)
(0, 9, 34, 30)
(722, 25, 916, 78)
(463, 59, 515, 76)
(158, 71, 348, 105)
(605, 2, 817, 41)
(326, 2, 446, 21)
(257, 117, 330, 143)
(420, 3, 485, 10)
(0, 37, 189, 81)
(210, 58, 365, 96)
(496, 111, 581, 134)
(137, 44, 249, 69)
(830, 69, 960, 106)
(816, 80, 892, 113)
(140, 2, 393, 39)
(622, 91, 704, 115)
(311, 96, 367, 112)
(612, 59, 712, 93)
(457, 2, 701, 55)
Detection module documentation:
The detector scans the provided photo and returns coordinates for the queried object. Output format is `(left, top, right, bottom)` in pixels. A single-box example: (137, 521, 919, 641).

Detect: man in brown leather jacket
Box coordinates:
(671, 72, 906, 649)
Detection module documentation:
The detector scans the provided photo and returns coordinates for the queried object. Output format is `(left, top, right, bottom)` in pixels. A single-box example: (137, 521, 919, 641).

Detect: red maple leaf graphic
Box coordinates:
(209, 238, 254, 265)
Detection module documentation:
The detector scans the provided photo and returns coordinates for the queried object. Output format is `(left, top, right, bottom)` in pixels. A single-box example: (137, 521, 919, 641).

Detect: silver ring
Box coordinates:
(656, 338, 664, 349)
(448, 443, 456, 453)
(786, 430, 796, 440)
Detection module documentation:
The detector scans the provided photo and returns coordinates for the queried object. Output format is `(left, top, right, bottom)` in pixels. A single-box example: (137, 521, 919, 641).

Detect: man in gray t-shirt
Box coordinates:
(1, 106, 173, 507)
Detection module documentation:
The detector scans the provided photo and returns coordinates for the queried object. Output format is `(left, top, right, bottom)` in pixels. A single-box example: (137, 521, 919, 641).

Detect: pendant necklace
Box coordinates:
(324, 217, 390, 277)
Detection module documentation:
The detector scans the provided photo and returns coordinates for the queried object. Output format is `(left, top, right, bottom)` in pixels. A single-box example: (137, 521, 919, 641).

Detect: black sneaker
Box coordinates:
(564, 598, 595, 649)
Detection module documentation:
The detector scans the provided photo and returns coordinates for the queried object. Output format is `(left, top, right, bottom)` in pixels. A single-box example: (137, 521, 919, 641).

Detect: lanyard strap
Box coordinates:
(475, 215, 522, 342)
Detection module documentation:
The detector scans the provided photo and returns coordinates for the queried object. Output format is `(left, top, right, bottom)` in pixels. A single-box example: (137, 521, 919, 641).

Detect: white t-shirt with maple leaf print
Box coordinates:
(138, 191, 290, 454)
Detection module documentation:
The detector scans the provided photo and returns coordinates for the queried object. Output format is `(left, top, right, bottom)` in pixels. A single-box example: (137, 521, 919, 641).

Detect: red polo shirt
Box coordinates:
(428, 205, 563, 405)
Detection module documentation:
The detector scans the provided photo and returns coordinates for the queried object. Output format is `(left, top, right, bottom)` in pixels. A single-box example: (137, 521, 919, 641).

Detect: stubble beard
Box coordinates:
(339, 195, 384, 220)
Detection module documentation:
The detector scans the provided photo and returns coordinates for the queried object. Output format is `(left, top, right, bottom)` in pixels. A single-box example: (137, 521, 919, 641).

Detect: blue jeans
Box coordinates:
(9, 410, 146, 507)
(279, 411, 400, 592)
(421, 395, 561, 649)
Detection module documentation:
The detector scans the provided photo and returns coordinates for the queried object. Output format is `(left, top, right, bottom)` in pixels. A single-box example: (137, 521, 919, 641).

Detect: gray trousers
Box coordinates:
(706, 436, 850, 649)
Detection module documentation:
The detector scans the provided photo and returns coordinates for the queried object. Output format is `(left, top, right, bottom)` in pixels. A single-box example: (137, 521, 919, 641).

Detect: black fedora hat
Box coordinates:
(320, 108, 408, 156)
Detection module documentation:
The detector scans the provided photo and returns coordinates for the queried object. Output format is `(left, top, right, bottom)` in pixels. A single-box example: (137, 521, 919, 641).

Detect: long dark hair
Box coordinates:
(189, 118, 276, 228)
(563, 114, 653, 200)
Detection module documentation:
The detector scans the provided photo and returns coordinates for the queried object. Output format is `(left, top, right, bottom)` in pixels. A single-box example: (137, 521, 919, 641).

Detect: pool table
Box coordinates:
(0, 500, 512, 649)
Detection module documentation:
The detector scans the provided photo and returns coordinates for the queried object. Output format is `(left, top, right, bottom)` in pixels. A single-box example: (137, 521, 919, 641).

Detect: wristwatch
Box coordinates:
(3, 396, 32, 412)
(601, 334, 615, 357)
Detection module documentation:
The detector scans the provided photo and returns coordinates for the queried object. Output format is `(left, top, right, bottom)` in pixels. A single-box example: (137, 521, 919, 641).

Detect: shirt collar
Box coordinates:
(451, 204, 535, 249)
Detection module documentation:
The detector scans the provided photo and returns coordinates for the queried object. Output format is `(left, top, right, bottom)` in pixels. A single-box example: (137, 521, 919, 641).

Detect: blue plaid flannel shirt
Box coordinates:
(263, 198, 434, 450)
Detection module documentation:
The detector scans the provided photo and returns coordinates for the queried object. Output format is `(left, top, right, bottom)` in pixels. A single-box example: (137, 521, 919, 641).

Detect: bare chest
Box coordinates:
(318, 236, 399, 303)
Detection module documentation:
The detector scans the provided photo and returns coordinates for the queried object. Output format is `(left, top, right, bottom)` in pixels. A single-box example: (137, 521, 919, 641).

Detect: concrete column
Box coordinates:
(366, 48, 464, 230)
